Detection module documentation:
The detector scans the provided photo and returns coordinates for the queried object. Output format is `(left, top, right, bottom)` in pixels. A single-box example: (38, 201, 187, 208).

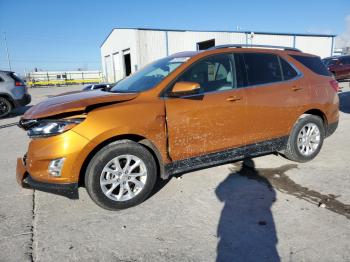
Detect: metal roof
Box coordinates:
(101, 27, 337, 47)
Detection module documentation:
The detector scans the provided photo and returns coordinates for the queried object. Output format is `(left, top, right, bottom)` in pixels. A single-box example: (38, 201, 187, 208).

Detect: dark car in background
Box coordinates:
(0, 70, 31, 118)
(322, 55, 350, 81)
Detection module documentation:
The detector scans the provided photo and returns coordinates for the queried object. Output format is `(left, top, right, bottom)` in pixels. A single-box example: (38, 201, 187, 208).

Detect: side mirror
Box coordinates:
(170, 81, 200, 97)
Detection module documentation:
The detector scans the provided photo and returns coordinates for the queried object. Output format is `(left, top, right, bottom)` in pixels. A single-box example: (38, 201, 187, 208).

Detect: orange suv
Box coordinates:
(16, 45, 339, 210)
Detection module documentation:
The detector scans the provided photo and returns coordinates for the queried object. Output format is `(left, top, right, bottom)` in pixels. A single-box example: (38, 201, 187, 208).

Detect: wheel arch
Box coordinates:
(78, 134, 166, 187)
(302, 108, 328, 131)
(0, 92, 14, 107)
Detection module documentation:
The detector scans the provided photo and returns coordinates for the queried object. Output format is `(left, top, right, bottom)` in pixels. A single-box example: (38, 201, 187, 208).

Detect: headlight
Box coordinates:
(27, 118, 84, 138)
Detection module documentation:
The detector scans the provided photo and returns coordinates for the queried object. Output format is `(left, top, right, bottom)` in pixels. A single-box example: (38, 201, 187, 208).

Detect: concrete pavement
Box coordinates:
(0, 83, 349, 261)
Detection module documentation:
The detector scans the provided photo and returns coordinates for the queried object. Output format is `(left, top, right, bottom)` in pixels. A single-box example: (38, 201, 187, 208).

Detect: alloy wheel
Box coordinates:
(297, 123, 321, 156)
(99, 154, 147, 202)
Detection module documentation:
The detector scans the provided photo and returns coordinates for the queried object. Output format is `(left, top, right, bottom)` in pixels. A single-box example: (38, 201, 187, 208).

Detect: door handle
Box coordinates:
(291, 86, 303, 91)
(226, 96, 243, 102)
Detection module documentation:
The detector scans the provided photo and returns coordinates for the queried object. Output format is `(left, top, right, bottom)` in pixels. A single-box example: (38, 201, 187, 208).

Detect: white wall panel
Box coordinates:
(251, 34, 294, 47)
(167, 31, 246, 54)
(137, 30, 167, 67)
(104, 55, 114, 83)
(112, 52, 123, 82)
(295, 36, 333, 58)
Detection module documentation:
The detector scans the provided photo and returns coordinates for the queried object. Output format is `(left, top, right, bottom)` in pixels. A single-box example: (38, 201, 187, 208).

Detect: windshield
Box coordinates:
(110, 56, 190, 93)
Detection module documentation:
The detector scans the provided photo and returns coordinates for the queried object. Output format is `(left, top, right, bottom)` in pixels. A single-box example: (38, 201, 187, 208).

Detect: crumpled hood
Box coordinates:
(23, 90, 138, 119)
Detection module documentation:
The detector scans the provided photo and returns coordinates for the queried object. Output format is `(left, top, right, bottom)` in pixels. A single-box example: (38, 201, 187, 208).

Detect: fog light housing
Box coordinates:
(48, 158, 65, 177)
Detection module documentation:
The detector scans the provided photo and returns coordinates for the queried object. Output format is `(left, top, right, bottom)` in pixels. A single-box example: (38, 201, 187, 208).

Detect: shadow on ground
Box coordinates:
(215, 157, 350, 261)
(339, 91, 350, 114)
(215, 159, 283, 262)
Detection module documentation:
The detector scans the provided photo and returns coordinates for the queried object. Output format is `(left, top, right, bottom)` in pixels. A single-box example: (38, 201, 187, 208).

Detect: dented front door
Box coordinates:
(165, 88, 246, 161)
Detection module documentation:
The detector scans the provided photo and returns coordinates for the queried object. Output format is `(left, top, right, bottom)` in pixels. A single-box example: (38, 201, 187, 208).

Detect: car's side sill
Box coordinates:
(165, 136, 288, 177)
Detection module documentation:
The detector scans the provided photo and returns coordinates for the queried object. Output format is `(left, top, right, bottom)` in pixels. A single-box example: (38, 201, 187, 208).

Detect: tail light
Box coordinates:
(329, 79, 339, 92)
(15, 81, 23, 86)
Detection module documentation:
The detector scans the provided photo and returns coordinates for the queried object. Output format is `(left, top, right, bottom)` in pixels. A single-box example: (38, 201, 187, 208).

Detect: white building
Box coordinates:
(101, 28, 336, 83)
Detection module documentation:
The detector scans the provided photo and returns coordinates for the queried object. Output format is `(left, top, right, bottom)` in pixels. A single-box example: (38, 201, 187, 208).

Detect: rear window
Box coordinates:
(8, 72, 25, 83)
(291, 55, 330, 76)
(243, 53, 282, 86)
(340, 56, 350, 65)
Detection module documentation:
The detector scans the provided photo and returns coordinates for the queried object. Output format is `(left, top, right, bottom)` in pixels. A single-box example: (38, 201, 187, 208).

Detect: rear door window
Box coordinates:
(291, 55, 330, 76)
(243, 53, 282, 86)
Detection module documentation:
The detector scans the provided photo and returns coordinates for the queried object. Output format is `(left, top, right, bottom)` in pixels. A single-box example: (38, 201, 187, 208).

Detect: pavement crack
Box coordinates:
(0, 122, 19, 129)
(28, 190, 37, 262)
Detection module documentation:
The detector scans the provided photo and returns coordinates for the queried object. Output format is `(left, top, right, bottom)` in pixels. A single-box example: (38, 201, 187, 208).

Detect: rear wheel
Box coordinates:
(85, 140, 157, 210)
(0, 97, 12, 118)
(284, 115, 325, 162)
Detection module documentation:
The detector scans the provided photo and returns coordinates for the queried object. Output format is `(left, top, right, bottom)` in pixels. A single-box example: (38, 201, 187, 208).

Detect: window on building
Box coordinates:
(197, 39, 216, 50)
(123, 50, 132, 77)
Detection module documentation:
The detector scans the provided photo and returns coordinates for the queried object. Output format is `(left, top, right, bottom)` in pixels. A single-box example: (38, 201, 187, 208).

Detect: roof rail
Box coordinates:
(208, 44, 301, 52)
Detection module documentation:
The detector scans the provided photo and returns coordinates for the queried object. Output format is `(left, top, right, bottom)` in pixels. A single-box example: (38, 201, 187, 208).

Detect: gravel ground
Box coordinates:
(0, 83, 350, 262)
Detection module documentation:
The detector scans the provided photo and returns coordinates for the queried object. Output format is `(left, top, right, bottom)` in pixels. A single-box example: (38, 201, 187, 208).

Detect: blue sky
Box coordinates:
(0, 0, 349, 74)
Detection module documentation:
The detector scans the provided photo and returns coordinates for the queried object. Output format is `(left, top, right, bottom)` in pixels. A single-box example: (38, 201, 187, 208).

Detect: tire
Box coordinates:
(284, 115, 325, 163)
(0, 97, 13, 118)
(85, 140, 157, 210)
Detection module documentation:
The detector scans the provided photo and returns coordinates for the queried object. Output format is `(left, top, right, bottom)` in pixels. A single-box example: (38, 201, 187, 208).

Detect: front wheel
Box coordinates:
(284, 115, 325, 162)
(85, 140, 157, 210)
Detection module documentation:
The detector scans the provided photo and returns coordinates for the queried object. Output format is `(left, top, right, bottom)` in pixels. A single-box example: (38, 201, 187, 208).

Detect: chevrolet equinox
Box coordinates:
(16, 45, 339, 210)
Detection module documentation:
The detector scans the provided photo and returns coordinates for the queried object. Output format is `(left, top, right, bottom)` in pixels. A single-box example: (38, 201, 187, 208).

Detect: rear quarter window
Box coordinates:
(280, 58, 298, 80)
(291, 55, 330, 76)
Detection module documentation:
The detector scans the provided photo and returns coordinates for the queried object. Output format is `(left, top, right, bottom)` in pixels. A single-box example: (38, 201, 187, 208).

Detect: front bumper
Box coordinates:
(15, 129, 94, 199)
(16, 158, 79, 199)
(13, 94, 31, 107)
(20, 130, 92, 183)
(326, 121, 338, 137)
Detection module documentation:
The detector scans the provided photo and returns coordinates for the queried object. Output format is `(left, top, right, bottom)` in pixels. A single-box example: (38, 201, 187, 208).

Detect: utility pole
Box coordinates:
(3, 32, 12, 71)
